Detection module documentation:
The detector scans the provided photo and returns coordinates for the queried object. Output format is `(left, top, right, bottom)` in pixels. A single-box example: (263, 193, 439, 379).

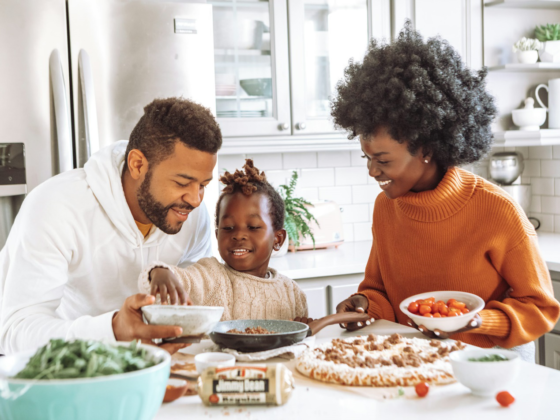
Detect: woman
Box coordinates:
(334, 23, 560, 362)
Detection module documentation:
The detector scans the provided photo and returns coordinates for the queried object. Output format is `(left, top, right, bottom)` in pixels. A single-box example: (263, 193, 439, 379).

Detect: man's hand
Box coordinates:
(335, 294, 370, 331)
(407, 313, 482, 339)
(112, 294, 189, 354)
(150, 267, 192, 305)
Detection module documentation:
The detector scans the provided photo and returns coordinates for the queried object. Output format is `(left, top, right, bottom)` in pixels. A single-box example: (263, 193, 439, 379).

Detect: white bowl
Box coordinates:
(399, 291, 485, 332)
(194, 352, 236, 374)
(450, 349, 520, 397)
(512, 108, 546, 131)
(141, 305, 224, 338)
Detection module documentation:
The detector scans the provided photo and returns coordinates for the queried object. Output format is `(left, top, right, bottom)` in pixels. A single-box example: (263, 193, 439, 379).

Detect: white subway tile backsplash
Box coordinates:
(294, 187, 319, 203)
(353, 222, 373, 241)
(529, 146, 553, 160)
(343, 223, 355, 242)
(352, 185, 383, 204)
(524, 160, 540, 177)
(531, 195, 541, 213)
(553, 146, 560, 159)
(283, 152, 317, 169)
(218, 154, 246, 173)
(530, 213, 554, 232)
(340, 204, 369, 224)
(556, 179, 560, 196)
(351, 150, 365, 167)
(369, 203, 375, 222)
(515, 147, 529, 160)
(318, 151, 350, 168)
(531, 178, 555, 196)
(335, 167, 368, 186)
(541, 160, 560, 178)
(318, 186, 352, 205)
(265, 169, 294, 187)
(246, 153, 283, 170)
(555, 216, 560, 234)
(542, 196, 560, 215)
(299, 168, 335, 188)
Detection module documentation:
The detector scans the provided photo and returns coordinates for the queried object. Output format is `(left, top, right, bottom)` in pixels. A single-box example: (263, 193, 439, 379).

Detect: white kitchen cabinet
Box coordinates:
(299, 286, 329, 318)
(553, 280, 560, 333)
(393, 0, 483, 69)
(328, 283, 361, 315)
(544, 333, 560, 370)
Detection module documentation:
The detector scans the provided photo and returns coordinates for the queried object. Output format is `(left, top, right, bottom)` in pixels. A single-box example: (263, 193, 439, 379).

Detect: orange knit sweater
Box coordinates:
(357, 167, 560, 349)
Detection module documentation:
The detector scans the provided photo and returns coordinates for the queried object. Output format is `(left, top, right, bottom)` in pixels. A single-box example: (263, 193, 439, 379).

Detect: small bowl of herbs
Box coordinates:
(449, 348, 520, 397)
(0, 339, 170, 420)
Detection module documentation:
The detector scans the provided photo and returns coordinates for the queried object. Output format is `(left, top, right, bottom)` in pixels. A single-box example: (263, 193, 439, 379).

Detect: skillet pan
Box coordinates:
(209, 312, 372, 352)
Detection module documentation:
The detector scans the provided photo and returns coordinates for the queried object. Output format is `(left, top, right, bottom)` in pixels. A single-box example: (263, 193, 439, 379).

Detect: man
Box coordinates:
(0, 97, 221, 354)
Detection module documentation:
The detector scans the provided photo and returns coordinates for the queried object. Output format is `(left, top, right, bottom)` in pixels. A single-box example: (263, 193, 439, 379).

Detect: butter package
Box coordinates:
(197, 363, 294, 406)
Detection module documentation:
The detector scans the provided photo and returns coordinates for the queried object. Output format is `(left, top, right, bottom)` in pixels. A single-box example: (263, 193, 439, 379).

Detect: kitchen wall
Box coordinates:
(218, 150, 382, 243)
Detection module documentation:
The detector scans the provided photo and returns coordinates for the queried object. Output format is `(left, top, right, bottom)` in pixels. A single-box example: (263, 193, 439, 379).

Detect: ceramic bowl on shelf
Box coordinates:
(450, 348, 520, 397)
(512, 98, 546, 131)
(240, 78, 272, 97)
(399, 291, 484, 332)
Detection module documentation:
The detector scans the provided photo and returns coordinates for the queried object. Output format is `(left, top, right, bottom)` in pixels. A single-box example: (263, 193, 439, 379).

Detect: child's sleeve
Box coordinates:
(292, 281, 309, 319)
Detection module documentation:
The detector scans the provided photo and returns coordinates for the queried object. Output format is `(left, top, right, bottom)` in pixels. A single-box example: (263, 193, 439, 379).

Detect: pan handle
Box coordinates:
(307, 312, 373, 336)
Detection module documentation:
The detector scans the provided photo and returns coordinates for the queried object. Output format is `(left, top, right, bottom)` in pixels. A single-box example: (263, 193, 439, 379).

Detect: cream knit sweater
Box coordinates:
(138, 257, 308, 320)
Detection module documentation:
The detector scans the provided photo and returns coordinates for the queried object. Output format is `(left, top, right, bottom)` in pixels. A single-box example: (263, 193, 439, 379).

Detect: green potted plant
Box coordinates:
(276, 171, 318, 254)
(535, 24, 560, 62)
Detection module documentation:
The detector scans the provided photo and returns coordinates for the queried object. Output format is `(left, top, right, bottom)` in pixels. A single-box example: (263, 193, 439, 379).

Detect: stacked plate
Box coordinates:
(217, 110, 266, 118)
(215, 85, 237, 96)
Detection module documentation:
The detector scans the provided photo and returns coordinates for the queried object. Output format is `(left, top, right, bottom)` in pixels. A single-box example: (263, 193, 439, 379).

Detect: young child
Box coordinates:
(137, 159, 308, 321)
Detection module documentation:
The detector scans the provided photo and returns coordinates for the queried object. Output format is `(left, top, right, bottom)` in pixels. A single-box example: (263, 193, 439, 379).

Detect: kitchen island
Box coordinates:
(156, 320, 560, 419)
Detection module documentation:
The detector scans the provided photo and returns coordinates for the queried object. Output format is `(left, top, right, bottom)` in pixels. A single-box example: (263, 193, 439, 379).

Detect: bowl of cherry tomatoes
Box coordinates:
(399, 291, 485, 332)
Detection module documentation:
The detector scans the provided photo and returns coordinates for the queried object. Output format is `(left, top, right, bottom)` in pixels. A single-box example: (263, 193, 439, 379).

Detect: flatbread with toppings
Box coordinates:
(296, 333, 465, 387)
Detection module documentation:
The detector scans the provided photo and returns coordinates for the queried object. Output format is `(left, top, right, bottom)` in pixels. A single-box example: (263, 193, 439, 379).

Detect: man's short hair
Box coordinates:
(124, 97, 222, 170)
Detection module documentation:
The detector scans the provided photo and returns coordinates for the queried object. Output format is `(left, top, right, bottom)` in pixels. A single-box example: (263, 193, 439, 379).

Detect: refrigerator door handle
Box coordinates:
(77, 49, 99, 167)
(49, 49, 73, 173)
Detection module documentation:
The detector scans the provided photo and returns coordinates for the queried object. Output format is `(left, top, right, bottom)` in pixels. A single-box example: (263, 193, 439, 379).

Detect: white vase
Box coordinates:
(517, 50, 538, 64)
(539, 40, 560, 62)
(271, 232, 289, 258)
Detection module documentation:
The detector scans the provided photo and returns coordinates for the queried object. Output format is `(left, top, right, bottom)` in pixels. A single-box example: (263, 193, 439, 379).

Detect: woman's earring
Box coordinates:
(424, 159, 429, 163)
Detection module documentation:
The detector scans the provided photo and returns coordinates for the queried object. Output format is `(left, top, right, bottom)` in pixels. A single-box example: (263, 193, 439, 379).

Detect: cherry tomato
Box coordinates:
(450, 301, 466, 310)
(423, 313, 434, 318)
(447, 298, 457, 307)
(425, 297, 436, 303)
(433, 313, 442, 318)
(415, 382, 430, 398)
(415, 299, 425, 304)
(419, 300, 433, 308)
(447, 311, 459, 317)
(439, 304, 449, 316)
(461, 307, 470, 314)
(496, 391, 515, 407)
(419, 304, 432, 315)
(408, 302, 420, 314)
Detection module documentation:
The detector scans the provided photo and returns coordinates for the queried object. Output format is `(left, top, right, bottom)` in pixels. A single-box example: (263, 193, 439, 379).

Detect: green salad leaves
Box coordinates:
(13, 339, 156, 380)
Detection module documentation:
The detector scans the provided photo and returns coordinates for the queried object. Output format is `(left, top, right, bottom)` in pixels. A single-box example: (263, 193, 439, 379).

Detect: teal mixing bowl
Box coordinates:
(0, 342, 170, 420)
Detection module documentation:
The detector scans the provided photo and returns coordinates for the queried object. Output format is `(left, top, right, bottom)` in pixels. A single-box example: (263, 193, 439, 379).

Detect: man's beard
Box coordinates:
(137, 170, 194, 235)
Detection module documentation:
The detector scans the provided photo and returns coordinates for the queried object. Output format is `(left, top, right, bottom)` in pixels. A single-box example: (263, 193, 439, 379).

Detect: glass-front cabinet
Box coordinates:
(210, 0, 386, 139)
(210, 0, 291, 137)
(288, 0, 369, 134)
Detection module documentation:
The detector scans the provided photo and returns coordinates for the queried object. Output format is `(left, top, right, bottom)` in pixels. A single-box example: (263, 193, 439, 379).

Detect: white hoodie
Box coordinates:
(0, 141, 212, 354)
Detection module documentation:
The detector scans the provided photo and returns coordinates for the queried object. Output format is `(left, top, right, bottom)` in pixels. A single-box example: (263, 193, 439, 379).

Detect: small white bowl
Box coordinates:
(450, 349, 520, 397)
(194, 352, 236, 374)
(141, 305, 224, 338)
(399, 291, 485, 332)
(512, 107, 546, 131)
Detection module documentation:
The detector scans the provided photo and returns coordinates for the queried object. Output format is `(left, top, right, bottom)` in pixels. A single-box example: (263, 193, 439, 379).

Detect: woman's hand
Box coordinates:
(335, 295, 370, 331)
(150, 267, 192, 305)
(407, 313, 482, 339)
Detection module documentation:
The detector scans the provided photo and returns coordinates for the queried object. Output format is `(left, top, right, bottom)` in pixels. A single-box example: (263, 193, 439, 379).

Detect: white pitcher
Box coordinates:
(535, 78, 560, 128)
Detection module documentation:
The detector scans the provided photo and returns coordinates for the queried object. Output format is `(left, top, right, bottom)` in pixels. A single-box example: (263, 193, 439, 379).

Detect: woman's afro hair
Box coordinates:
(331, 21, 497, 168)
(215, 159, 285, 231)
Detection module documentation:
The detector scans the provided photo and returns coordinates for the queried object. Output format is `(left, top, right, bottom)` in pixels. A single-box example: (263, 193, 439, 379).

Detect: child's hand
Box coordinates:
(149, 267, 192, 305)
(293, 317, 314, 325)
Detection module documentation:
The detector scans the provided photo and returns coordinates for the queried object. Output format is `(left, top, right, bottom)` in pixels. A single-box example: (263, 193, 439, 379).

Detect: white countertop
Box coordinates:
(269, 233, 560, 280)
(156, 320, 560, 419)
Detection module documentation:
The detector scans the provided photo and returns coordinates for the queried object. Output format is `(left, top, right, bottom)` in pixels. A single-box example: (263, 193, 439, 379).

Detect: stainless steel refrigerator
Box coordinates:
(0, 0, 216, 249)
